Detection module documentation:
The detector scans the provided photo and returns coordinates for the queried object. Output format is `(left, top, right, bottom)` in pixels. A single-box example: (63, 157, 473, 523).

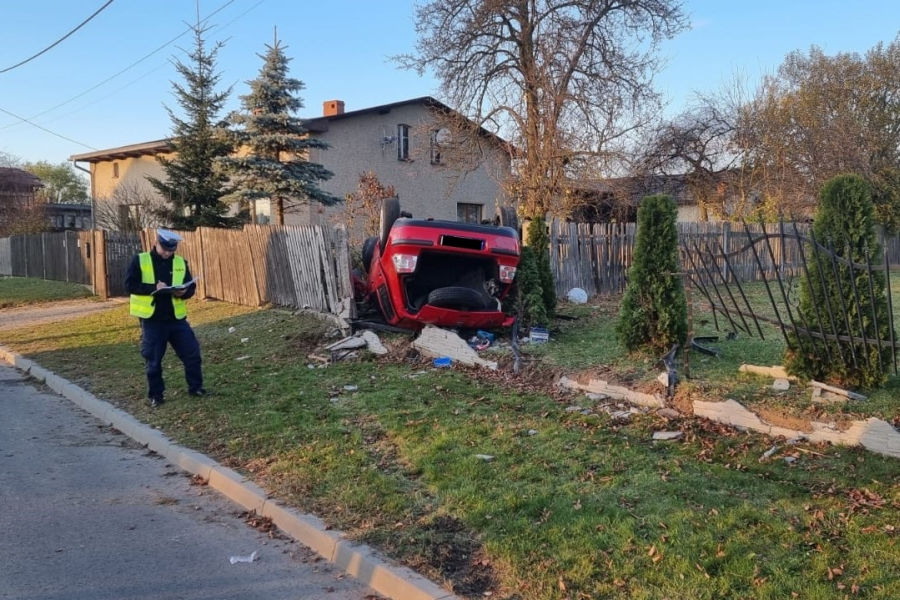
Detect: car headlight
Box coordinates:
(391, 253, 418, 273)
(499, 265, 517, 283)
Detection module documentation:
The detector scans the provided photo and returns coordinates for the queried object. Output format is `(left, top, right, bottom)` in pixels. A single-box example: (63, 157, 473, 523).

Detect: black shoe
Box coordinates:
(188, 388, 209, 397)
(148, 395, 165, 408)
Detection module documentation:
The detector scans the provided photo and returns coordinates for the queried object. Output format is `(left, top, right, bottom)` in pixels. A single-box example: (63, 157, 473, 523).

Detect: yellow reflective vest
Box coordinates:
(129, 252, 187, 319)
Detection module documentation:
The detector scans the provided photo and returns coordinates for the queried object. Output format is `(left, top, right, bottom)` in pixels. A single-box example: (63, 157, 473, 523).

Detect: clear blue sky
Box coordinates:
(0, 0, 897, 167)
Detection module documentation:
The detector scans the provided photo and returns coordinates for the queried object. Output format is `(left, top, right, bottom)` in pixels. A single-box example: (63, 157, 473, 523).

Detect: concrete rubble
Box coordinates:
(738, 364, 797, 381)
(693, 398, 899, 459)
(557, 376, 666, 408)
(322, 330, 389, 358)
(412, 326, 498, 370)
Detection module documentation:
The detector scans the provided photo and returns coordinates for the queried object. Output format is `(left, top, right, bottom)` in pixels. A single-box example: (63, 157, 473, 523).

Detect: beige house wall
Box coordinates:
(303, 103, 510, 235)
(90, 153, 171, 200)
(75, 100, 511, 236)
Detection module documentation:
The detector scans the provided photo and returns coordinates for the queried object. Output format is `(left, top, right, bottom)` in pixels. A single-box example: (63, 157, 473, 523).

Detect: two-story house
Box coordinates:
(70, 97, 513, 234)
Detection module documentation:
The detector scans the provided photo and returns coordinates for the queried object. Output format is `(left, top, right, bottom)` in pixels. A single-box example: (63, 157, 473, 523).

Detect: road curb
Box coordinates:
(0, 346, 462, 600)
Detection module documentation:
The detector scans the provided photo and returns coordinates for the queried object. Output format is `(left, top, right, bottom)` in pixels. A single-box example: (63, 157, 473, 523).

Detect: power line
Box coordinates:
(1, 0, 242, 129)
(0, 0, 117, 74)
(0, 106, 96, 150)
(0, 0, 264, 153)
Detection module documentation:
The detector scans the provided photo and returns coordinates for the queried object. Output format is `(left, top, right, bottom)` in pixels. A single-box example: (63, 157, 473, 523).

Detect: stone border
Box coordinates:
(558, 374, 899, 459)
(0, 345, 460, 600)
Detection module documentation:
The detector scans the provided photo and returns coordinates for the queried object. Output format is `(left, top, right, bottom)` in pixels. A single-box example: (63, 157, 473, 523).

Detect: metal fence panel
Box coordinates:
(104, 231, 142, 297)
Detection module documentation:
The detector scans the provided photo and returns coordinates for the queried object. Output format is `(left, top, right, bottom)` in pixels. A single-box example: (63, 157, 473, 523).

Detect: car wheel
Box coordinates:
(361, 236, 378, 269)
(426, 286, 493, 310)
(380, 197, 401, 248)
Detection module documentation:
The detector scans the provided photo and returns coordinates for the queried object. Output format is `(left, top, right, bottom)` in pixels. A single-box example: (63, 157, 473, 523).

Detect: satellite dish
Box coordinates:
(435, 128, 451, 145)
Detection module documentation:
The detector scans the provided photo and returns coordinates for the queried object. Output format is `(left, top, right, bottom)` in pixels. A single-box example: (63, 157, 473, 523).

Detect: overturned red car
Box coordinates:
(359, 199, 520, 330)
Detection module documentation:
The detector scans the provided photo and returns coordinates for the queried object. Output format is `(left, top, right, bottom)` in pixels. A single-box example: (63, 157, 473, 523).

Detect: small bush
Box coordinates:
(510, 246, 548, 330)
(526, 216, 556, 318)
(616, 194, 687, 352)
(785, 174, 894, 389)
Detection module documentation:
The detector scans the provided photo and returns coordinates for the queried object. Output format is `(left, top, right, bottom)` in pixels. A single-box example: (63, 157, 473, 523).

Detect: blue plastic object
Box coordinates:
(433, 356, 452, 367)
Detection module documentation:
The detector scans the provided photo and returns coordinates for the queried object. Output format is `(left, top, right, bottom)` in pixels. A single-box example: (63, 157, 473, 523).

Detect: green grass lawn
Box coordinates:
(1, 294, 897, 600)
(0, 276, 94, 308)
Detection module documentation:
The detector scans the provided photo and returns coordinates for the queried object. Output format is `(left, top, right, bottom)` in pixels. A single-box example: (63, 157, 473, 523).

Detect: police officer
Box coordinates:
(125, 229, 206, 407)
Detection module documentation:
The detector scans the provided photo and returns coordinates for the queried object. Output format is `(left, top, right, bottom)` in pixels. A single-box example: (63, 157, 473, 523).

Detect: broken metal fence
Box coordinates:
(681, 219, 898, 378)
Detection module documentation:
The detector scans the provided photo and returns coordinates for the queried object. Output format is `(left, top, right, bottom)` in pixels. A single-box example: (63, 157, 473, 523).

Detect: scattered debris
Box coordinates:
(557, 376, 666, 408)
(760, 445, 779, 461)
(657, 408, 681, 420)
(412, 326, 498, 370)
(527, 429, 538, 436)
(565, 405, 583, 413)
(783, 456, 798, 465)
(738, 364, 798, 381)
(236, 355, 250, 361)
(343, 385, 358, 392)
(772, 378, 791, 391)
(325, 336, 367, 352)
(229, 550, 258, 564)
(609, 410, 632, 423)
(240, 337, 250, 343)
(359, 330, 388, 355)
(474, 454, 495, 462)
(691, 336, 721, 357)
(433, 357, 452, 368)
(810, 380, 867, 402)
(586, 392, 609, 402)
(228, 326, 236, 333)
(529, 327, 549, 343)
(652, 431, 684, 441)
(658, 344, 679, 398)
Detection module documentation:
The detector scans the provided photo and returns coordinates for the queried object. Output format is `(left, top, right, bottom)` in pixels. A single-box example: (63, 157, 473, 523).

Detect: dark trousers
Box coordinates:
(140, 318, 203, 399)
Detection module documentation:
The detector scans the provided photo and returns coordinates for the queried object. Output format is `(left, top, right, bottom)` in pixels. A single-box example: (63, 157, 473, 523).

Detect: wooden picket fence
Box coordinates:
(0, 225, 355, 318)
(549, 219, 900, 297)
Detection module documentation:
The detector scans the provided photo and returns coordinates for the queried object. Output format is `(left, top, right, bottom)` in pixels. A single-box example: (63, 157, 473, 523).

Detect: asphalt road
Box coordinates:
(0, 363, 380, 600)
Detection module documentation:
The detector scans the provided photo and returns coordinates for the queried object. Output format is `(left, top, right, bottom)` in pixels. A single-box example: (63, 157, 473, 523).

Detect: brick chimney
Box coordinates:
(323, 100, 345, 116)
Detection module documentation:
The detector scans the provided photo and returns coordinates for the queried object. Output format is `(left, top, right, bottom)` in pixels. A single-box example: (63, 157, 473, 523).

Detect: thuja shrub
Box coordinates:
(527, 216, 557, 319)
(785, 174, 894, 389)
(510, 246, 548, 330)
(616, 194, 687, 352)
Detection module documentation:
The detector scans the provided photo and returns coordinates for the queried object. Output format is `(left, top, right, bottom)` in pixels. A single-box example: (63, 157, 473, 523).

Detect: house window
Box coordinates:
(252, 198, 271, 224)
(112, 162, 119, 178)
(457, 203, 483, 224)
(430, 130, 442, 165)
(397, 124, 410, 161)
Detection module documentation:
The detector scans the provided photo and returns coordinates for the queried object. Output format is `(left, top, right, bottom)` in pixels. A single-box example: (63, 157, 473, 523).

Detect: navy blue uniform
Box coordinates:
(124, 248, 203, 401)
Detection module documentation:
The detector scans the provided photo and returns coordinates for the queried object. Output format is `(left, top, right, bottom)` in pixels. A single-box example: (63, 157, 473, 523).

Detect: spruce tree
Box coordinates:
(785, 174, 893, 389)
(219, 38, 340, 225)
(617, 194, 687, 352)
(148, 22, 236, 229)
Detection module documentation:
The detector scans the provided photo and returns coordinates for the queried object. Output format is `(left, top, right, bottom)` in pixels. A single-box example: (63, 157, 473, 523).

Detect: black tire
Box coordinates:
(426, 286, 494, 311)
(496, 205, 518, 231)
(380, 197, 401, 248)
(361, 236, 378, 270)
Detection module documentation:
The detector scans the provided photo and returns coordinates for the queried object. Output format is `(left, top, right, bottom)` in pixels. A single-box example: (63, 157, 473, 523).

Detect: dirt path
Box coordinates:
(0, 298, 127, 332)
